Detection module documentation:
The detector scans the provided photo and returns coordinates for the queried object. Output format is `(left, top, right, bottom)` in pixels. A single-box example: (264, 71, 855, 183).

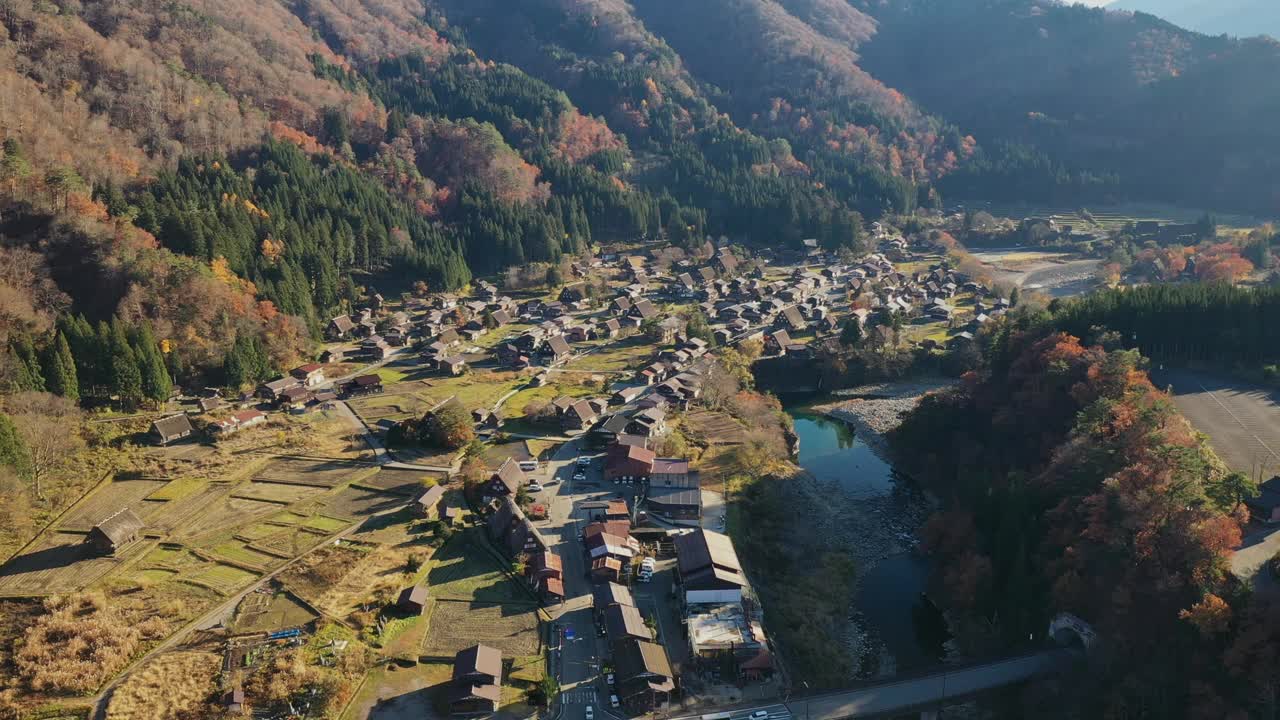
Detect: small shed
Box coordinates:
(397, 585, 429, 614)
(85, 507, 144, 555)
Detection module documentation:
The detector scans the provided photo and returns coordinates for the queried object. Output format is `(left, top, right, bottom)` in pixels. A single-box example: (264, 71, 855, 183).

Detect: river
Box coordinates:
(789, 409, 950, 674)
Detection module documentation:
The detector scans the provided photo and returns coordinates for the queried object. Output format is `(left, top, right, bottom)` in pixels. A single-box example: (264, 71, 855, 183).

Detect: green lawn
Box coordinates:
(302, 515, 350, 532)
(567, 336, 657, 372)
(427, 530, 526, 603)
(503, 381, 597, 418)
(147, 477, 207, 501)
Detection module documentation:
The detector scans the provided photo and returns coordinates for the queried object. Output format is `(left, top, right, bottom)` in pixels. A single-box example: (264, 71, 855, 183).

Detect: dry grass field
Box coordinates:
(174, 496, 283, 540)
(104, 651, 220, 720)
(684, 410, 748, 445)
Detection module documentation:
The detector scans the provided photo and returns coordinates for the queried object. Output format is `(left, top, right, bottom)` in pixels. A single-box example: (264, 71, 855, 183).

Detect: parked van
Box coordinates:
(518, 460, 538, 472)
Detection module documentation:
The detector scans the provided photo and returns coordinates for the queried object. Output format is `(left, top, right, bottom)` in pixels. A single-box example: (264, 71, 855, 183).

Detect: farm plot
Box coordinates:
(357, 466, 444, 496)
(423, 601, 541, 657)
(320, 485, 406, 520)
(184, 562, 258, 595)
(58, 478, 169, 531)
(250, 526, 332, 558)
(145, 484, 234, 534)
(252, 458, 377, 488)
(0, 531, 133, 595)
(233, 481, 329, 504)
(348, 385, 437, 423)
(211, 541, 282, 570)
(173, 496, 284, 541)
(566, 337, 656, 372)
(232, 590, 318, 634)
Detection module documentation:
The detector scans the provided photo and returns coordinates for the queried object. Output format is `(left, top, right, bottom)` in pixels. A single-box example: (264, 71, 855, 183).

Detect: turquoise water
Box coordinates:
(787, 408, 948, 673)
(790, 411, 896, 497)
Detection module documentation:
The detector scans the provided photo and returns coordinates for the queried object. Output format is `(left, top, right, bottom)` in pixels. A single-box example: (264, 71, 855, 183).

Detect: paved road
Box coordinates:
(535, 437, 631, 720)
(669, 652, 1070, 720)
(1151, 369, 1280, 582)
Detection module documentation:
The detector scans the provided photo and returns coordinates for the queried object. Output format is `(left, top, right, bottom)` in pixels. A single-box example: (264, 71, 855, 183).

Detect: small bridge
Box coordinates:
(675, 614, 1093, 720)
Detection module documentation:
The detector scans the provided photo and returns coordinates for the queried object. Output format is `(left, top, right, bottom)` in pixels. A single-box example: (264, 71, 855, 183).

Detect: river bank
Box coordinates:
(773, 379, 954, 679)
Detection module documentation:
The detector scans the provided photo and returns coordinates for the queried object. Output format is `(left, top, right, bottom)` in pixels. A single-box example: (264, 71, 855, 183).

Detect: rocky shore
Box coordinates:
(783, 379, 954, 679)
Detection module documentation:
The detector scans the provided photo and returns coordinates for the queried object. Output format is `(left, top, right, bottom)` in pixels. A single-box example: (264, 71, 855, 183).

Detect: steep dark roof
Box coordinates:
(151, 414, 193, 442)
(675, 529, 746, 588)
(593, 582, 636, 609)
(606, 603, 652, 640)
(491, 458, 527, 494)
(398, 584, 428, 607)
(546, 335, 571, 357)
(613, 637, 673, 683)
(453, 644, 502, 680)
(91, 507, 144, 545)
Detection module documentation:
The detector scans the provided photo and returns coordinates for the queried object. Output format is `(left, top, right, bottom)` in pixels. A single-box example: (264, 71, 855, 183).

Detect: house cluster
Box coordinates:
(592, 582, 677, 712)
(255, 364, 340, 414)
(600, 439, 701, 522)
(581, 498, 641, 585)
(676, 529, 774, 681)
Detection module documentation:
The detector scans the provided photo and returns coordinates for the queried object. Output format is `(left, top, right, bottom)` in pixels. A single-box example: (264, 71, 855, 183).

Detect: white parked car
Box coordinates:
(751, 711, 769, 719)
(610, 695, 620, 708)
(585, 705, 594, 720)
(527, 483, 543, 492)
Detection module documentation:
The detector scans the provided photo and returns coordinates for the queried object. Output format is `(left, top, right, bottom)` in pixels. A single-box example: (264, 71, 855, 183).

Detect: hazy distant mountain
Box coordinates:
(1109, 0, 1280, 39)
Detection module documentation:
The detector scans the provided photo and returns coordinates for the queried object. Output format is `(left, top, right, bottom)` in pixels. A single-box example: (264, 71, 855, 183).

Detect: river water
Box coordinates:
(789, 410, 950, 673)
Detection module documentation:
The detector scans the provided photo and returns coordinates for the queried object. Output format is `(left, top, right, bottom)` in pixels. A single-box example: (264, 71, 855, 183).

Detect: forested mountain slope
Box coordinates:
(854, 0, 1280, 213)
(1111, 0, 1280, 41)
(5, 0, 1280, 397)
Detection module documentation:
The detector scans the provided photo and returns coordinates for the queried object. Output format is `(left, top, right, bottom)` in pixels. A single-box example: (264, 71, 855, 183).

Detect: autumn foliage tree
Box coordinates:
(892, 325, 1252, 717)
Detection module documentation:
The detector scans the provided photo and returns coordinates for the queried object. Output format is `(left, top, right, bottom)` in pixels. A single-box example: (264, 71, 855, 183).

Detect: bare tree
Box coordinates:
(4, 391, 83, 500)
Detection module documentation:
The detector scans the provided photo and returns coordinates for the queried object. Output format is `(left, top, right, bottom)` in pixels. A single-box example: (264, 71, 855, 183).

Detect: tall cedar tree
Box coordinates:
(130, 324, 172, 404)
(8, 333, 44, 393)
(0, 413, 32, 478)
(40, 331, 79, 402)
(106, 320, 143, 409)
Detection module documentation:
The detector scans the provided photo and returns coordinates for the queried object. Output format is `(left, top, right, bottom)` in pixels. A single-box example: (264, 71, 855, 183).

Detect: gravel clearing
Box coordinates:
(815, 378, 956, 460)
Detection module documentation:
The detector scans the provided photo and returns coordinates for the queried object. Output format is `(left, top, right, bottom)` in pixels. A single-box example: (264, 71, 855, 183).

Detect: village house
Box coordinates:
(326, 315, 356, 341)
(562, 399, 600, 433)
(544, 335, 572, 365)
(612, 638, 676, 712)
(208, 409, 267, 438)
(630, 298, 659, 322)
(85, 508, 144, 555)
(593, 582, 636, 618)
(448, 645, 503, 716)
(487, 458, 528, 497)
(442, 356, 468, 376)
(606, 603, 652, 642)
(413, 485, 447, 520)
(605, 443, 656, 482)
(764, 329, 792, 356)
(290, 363, 326, 387)
(397, 584, 429, 615)
(150, 414, 194, 446)
(591, 556, 623, 583)
(656, 316, 685, 344)
(340, 374, 383, 398)
(488, 496, 548, 557)
(257, 376, 300, 403)
(1247, 476, 1280, 524)
(675, 529, 748, 604)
